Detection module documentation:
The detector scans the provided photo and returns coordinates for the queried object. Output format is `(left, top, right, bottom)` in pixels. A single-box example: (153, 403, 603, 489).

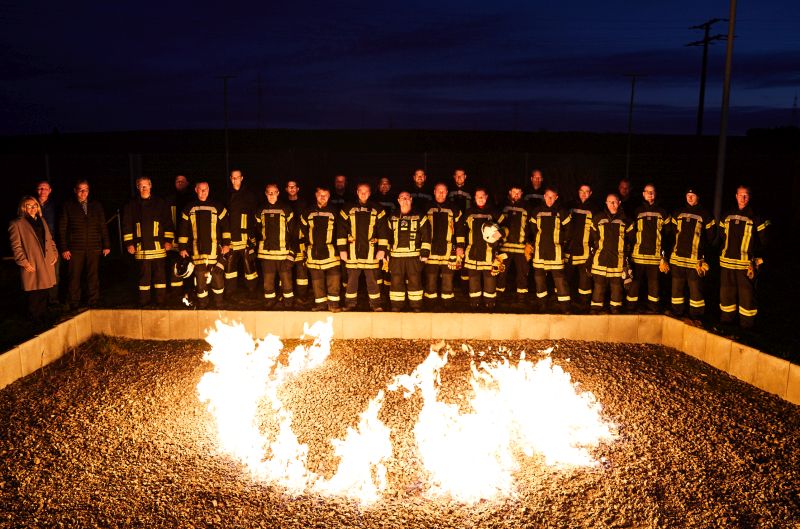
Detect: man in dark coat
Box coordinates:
(58, 180, 110, 309)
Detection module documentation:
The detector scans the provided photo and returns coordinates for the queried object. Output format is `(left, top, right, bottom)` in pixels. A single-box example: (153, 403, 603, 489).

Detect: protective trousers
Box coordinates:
(591, 274, 623, 312)
(225, 248, 258, 294)
(566, 262, 593, 309)
(261, 260, 294, 303)
(670, 265, 705, 318)
(310, 268, 341, 310)
(627, 263, 660, 311)
(423, 263, 455, 303)
(496, 253, 529, 295)
(389, 257, 423, 311)
(468, 269, 497, 307)
(136, 258, 167, 305)
(719, 267, 756, 328)
(533, 267, 570, 310)
(294, 261, 309, 300)
(194, 263, 224, 308)
(345, 268, 382, 308)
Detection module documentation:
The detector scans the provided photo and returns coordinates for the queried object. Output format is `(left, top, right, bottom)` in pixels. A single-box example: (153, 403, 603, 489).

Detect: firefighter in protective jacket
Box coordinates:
(225, 170, 259, 298)
(300, 187, 342, 312)
(423, 182, 461, 309)
(529, 188, 571, 312)
(625, 184, 670, 313)
(254, 183, 296, 308)
(565, 184, 598, 311)
(498, 185, 532, 302)
(589, 193, 630, 314)
(386, 191, 431, 312)
(458, 188, 506, 310)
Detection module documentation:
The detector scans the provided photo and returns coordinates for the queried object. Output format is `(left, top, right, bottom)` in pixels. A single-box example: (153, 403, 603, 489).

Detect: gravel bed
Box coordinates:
(1, 334, 799, 529)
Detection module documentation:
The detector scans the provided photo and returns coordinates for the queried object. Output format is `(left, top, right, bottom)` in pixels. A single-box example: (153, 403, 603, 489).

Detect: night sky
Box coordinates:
(2, 0, 798, 136)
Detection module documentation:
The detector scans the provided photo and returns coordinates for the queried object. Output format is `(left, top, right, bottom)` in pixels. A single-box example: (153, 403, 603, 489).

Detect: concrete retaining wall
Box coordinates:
(1, 310, 797, 406)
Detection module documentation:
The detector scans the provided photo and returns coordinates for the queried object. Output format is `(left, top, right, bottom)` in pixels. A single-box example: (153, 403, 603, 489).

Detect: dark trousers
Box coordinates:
(628, 263, 660, 310)
(261, 259, 294, 301)
(566, 261, 593, 309)
(467, 268, 497, 307)
(389, 257, 423, 310)
(294, 260, 309, 299)
(496, 253, 529, 295)
(67, 250, 101, 306)
(167, 250, 188, 291)
(424, 263, 455, 302)
(136, 258, 167, 305)
(533, 267, 570, 308)
(720, 267, 756, 328)
(591, 274, 624, 312)
(48, 257, 60, 304)
(671, 265, 705, 317)
(194, 262, 224, 308)
(225, 248, 258, 294)
(345, 268, 382, 308)
(28, 289, 49, 322)
(310, 267, 341, 310)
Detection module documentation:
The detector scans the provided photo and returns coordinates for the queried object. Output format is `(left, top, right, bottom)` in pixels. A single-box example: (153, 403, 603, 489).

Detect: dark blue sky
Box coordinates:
(2, 0, 798, 135)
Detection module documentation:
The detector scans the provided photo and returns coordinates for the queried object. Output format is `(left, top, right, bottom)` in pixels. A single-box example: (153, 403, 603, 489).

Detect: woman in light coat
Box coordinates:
(9, 196, 58, 325)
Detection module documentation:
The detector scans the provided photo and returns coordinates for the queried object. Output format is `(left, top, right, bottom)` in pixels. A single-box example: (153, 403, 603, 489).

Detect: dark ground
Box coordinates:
(0, 336, 798, 528)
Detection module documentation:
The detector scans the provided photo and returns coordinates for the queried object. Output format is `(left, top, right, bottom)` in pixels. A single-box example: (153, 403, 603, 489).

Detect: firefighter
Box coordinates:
(523, 169, 545, 209)
(458, 188, 506, 311)
(498, 185, 532, 304)
(423, 182, 461, 310)
(330, 174, 353, 212)
(177, 181, 231, 309)
(337, 182, 387, 311)
(408, 169, 434, 213)
(122, 177, 174, 306)
(666, 187, 716, 321)
(167, 174, 193, 299)
(529, 187, 571, 312)
(565, 183, 599, 312)
(375, 177, 396, 295)
(300, 186, 342, 312)
(254, 183, 296, 309)
(718, 185, 769, 329)
(589, 193, 630, 314)
(626, 184, 671, 313)
(386, 191, 431, 312)
(285, 179, 309, 305)
(225, 169, 259, 301)
(447, 168, 474, 213)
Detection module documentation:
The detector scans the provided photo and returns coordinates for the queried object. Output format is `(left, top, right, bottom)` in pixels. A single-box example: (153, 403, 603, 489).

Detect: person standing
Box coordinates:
(300, 186, 342, 312)
(565, 183, 598, 312)
(423, 182, 461, 310)
(385, 191, 430, 312)
(36, 180, 59, 305)
(408, 169, 434, 213)
(626, 184, 670, 313)
(530, 188, 571, 313)
(9, 196, 58, 326)
(254, 183, 296, 309)
(589, 194, 630, 314)
(177, 181, 231, 309)
(58, 180, 110, 309)
(447, 168, 474, 213)
(225, 169, 259, 300)
(498, 185, 532, 304)
(167, 174, 193, 297)
(285, 179, 310, 304)
(122, 177, 174, 307)
(718, 185, 769, 329)
(523, 169, 545, 209)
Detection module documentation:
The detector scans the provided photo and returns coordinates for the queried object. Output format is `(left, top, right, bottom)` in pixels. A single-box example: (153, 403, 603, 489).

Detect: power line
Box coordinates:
(687, 18, 728, 136)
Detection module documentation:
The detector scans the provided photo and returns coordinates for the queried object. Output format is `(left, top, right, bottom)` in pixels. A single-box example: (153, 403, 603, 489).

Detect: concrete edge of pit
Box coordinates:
(0, 310, 796, 407)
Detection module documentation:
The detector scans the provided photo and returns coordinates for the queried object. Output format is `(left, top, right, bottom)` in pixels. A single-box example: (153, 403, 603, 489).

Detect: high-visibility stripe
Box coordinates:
(739, 306, 757, 317)
(689, 299, 705, 308)
(719, 304, 737, 313)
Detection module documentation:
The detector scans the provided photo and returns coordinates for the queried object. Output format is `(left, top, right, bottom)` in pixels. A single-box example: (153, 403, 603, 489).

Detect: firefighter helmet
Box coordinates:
(174, 256, 194, 279)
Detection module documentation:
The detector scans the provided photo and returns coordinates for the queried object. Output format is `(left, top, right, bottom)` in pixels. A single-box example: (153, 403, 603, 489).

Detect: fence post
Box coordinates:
(116, 209, 123, 255)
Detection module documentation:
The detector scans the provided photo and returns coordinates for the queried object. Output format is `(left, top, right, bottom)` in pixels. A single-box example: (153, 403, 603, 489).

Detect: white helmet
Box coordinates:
(481, 222, 501, 243)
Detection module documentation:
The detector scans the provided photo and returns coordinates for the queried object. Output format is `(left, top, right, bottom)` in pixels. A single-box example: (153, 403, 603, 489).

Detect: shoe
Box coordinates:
(329, 306, 341, 313)
(312, 304, 326, 312)
(372, 306, 384, 312)
(411, 307, 422, 313)
(341, 305, 355, 312)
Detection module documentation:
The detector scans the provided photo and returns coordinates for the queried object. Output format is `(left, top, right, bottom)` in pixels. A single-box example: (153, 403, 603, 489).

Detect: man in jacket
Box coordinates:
(58, 180, 110, 309)
(626, 184, 671, 313)
(300, 186, 343, 312)
(254, 183, 296, 308)
(225, 169, 259, 301)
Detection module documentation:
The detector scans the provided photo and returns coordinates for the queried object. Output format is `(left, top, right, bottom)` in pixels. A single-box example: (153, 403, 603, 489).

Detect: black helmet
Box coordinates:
(174, 255, 194, 279)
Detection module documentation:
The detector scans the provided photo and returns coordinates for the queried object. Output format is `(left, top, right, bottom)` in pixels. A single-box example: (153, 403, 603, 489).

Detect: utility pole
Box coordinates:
(713, 0, 737, 219)
(687, 18, 727, 136)
(257, 74, 264, 130)
(216, 75, 236, 177)
(624, 74, 638, 180)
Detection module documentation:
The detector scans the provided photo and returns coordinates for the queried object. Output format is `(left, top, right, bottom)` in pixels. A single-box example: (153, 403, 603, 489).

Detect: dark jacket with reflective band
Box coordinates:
(337, 201, 387, 269)
(286, 198, 307, 261)
(122, 196, 174, 260)
(447, 183, 474, 214)
(254, 202, 295, 261)
(590, 211, 629, 278)
(408, 182, 434, 213)
(425, 200, 461, 265)
(178, 200, 231, 264)
(718, 205, 769, 270)
(627, 202, 671, 265)
(668, 204, 716, 268)
(529, 204, 570, 269)
(523, 184, 545, 209)
(168, 189, 193, 243)
(386, 210, 431, 258)
(565, 199, 598, 265)
(458, 205, 506, 270)
(227, 186, 259, 251)
(375, 192, 397, 215)
(300, 205, 341, 270)
(500, 200, 532, 254)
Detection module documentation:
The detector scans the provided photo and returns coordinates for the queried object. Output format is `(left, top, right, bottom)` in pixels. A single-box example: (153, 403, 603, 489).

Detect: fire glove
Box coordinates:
(746, 258, 763, 280)
(659, 258, 670, 274)
(696, 259, 709, 277)
(447, 255, 463, 271)
(490, 253, 507, 276)
(523, 243, 534, 262)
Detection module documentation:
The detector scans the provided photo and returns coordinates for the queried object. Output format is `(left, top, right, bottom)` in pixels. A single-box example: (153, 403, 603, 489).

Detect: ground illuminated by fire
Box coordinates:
(197, 319, 617, 505)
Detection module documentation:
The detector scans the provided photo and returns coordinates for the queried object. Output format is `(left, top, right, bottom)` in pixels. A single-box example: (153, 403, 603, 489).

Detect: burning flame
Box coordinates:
(197, 321, 616, 506)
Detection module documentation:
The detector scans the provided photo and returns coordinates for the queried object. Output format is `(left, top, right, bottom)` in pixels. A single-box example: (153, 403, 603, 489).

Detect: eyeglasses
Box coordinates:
(25, 204, 38, 209)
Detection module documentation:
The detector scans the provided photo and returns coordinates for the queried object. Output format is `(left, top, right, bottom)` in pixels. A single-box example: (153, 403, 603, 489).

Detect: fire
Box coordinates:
(197, 320, 616, 506)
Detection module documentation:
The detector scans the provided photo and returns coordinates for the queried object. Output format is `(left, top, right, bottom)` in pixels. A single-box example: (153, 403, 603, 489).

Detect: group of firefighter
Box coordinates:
(122, 167, 768, 329)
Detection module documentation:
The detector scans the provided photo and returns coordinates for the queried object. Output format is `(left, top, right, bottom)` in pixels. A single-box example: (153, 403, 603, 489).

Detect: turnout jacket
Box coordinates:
(168, 189, 193, 241)
(178, 199, 231, 264)
(336, 200, 387, 269)
(718, 205, 769, 270)
(523, 184, 545, 209)
(590, 210, 630, 278)
(529, 203, 570, 269)
(227, 186, 259, 251)
(300, 204, 341, 270)
(565, 198, 599, 265)
(668, 204, 716, 268)
(408, 182, 434, 213)
(386, 209, 431, 259)
(122, 196, 174, 260)
(425, 199, 461, 266)
(286, 198, 307, 262)
(58, 199, 110, 253)
(375, 191, 397, 214)
(458, 204, 506, 271)
(254, 201, 295, 261)
(628, 202, 671, 265)
(447, 183, 474, 213)
(500, 199, 532, 255)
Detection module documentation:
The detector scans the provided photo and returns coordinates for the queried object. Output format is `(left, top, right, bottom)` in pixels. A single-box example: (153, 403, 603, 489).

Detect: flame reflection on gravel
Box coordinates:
(197, 319, 616, 505)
